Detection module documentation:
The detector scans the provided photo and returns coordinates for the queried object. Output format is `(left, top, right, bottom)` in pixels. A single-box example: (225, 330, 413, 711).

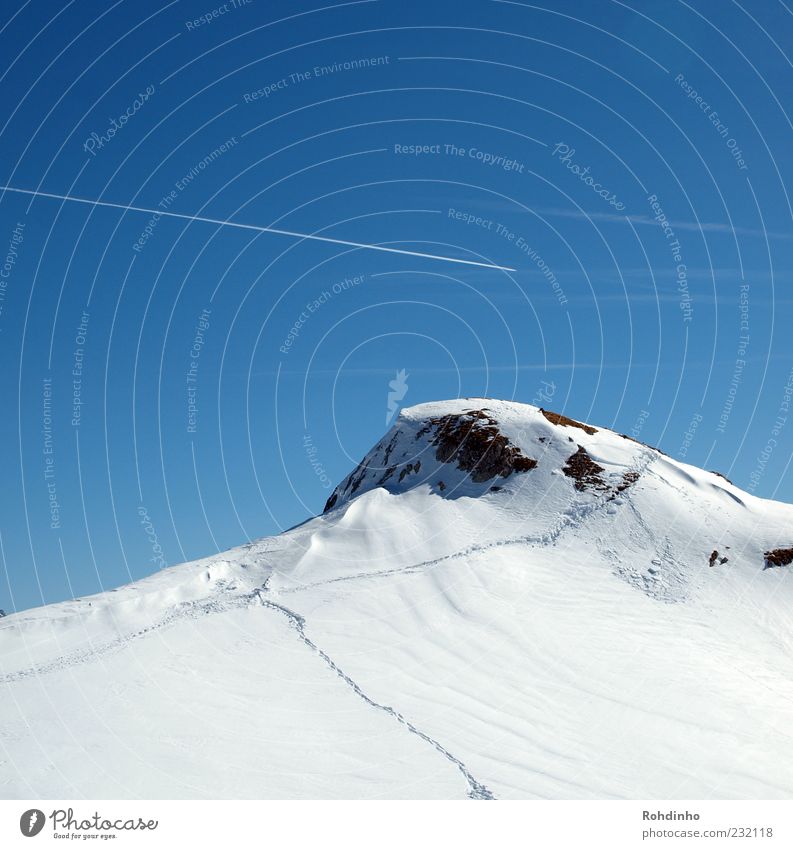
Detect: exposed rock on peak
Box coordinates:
(321, 398, 750, 519)
(562, 445, 608, 492)
(323, 405, 538, 512)
(322, 399, 654, 513)
(418, 409, 537, 483)
(540, 408, 598, 435)
(764, 547, 793, 568)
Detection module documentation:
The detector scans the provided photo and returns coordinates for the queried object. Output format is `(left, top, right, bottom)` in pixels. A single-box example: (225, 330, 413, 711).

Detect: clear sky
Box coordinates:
(1, 0, 792, 612)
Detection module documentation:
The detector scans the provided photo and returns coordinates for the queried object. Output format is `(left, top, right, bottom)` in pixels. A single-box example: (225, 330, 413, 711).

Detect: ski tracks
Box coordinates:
(0, 592, 254, 684)
(0, 450, 657, 685)
(253, 588, 494, 800)
(0, 449, 659, 796)
(280, 449, 660, 595)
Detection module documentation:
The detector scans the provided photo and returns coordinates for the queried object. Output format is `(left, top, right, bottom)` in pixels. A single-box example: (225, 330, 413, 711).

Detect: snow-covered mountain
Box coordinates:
(2, 399, 793, 799)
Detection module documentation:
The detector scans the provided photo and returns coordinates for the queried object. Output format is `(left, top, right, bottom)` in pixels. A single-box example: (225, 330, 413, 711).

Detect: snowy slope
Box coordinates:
(2, 399, 793, 799)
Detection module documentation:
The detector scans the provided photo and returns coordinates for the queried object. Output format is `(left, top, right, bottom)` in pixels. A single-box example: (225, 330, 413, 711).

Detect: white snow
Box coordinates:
(1, 399, 792, 799)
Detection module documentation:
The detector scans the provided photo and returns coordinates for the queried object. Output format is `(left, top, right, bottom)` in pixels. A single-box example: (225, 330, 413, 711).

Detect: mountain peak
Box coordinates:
(3, 398, 793, 800)
(324, 398, 648, 512)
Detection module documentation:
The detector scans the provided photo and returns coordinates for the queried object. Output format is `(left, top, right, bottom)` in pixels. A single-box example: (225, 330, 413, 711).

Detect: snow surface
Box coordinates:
(1, 399, 792, 799)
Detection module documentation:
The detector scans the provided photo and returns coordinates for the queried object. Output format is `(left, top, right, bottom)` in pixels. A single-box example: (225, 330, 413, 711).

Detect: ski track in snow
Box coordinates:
(0, 585, 497, 799)
(0, 450, 659, 686)
(0, 583, 495, 799)
(279, 449, 660, 595)
(4, 394, 793, 800)
(253, 589, 495, 800)
(0, 592, 256, 684)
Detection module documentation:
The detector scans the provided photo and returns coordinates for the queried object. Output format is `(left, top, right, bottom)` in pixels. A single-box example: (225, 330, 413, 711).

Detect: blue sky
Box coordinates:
(1, 0, 793, 612)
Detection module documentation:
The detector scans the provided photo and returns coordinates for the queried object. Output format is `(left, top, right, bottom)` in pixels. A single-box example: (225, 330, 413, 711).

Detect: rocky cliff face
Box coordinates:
(325, 405, 539, 510)
(325, 400, 643, 512)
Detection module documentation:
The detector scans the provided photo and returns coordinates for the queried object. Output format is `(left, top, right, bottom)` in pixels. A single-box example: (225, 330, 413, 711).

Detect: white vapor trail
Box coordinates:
(0, 185, 515, 271)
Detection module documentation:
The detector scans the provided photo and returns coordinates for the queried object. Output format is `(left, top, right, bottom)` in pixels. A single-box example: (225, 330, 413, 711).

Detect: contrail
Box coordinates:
(0, 185, 515, 271)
